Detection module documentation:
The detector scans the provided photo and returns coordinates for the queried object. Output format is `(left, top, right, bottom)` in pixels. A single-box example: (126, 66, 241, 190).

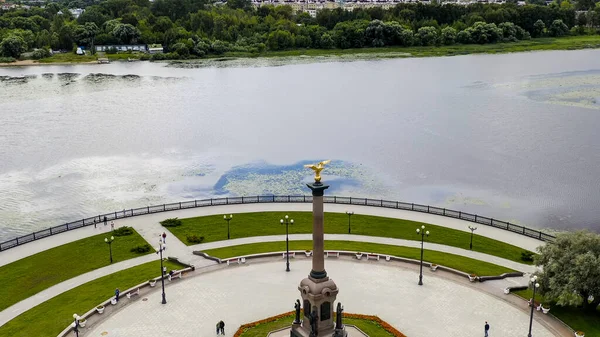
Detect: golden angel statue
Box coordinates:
(304, 160, 331, 183)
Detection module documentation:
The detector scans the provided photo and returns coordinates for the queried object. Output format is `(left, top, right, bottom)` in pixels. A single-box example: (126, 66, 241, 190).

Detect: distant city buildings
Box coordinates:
(247, 0, 537, 17)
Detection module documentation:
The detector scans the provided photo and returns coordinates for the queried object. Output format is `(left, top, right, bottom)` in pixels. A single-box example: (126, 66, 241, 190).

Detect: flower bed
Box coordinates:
(233, 311, 407, 337)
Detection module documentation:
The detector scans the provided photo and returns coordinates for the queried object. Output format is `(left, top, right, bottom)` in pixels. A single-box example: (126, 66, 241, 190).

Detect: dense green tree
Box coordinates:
(441, 26, 456, 45)
(548, 19, 569, 36)
(111, 23, 140, 44)
(456, 29, 472, 44)
(267, 29, 293, 50)
(417, 26, 438, 46)
(535, 231, 600, 312)
(532, 19, 546, 37)
(319, 32, 334, 49)
(0, 34, 26, 57)
(77, 6, 110, 27)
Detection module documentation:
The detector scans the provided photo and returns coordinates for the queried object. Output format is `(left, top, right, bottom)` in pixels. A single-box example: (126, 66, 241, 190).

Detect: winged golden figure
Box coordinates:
(304, 160, 331, 183)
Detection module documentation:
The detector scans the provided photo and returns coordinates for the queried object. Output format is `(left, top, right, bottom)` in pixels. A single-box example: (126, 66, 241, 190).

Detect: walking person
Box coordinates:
(162, 232, 166, 243)
(103, 216, 107, 227)
(115, 288, 120, 302)
(111, 221, 115, 231)
(216, 321, 220, 335)
(219, 320, 225, 335)
(94, 219, 97, 229)
(484, 321, 490, 337)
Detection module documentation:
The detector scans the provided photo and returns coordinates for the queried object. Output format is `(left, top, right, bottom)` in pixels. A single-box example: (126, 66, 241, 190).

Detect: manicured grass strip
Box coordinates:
(0, 260, 184, 337)
(513, 289, 600, 337)
(0, 229, 150, 311)
(171, 211, 533, 264)
(235, 312, 401, 337)
(203, 240, 516, 276)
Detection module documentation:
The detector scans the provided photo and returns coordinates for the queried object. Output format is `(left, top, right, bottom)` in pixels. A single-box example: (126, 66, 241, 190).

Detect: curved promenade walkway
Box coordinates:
(87, 259, 559, 337)
(0, 203, 545, 327)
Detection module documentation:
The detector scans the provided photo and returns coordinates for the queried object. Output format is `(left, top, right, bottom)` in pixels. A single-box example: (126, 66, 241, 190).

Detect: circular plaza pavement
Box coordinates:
(86, 259, 554, 337)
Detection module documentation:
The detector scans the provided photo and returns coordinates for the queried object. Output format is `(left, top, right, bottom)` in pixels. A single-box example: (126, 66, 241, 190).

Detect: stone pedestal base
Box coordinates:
(333, 328, 348, 337)
(296, 275, 339, 337)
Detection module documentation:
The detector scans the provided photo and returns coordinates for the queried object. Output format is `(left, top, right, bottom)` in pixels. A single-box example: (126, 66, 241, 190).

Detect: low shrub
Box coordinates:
(160, 218, 182, 227)
(31, 49, 51, 60)
(0, 56, 16, 63)
(130, 244, 152, 254)
(113, 226, 134, 236)
(521, 251, 535, 262)
(186, 234, 205, 244)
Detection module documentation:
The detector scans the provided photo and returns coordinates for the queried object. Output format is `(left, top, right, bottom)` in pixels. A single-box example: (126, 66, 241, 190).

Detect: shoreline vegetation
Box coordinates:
(1, 35, 600, 67)
(2, 0, 600, 68)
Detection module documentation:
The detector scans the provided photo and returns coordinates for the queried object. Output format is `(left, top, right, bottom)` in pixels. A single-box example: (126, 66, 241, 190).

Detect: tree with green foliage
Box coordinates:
(535, 231, 600, 312)
(533, 19, 546, 37)
(417, 26, 439, 46)
(548, 19, 569, 36)
(0, 35, 26, 58)
(111, 23, 140, 44)
(441, 26, 457, 45)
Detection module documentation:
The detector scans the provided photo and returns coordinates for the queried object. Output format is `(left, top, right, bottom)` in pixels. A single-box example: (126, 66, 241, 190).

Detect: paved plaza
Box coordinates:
(85, 259, 556, 337)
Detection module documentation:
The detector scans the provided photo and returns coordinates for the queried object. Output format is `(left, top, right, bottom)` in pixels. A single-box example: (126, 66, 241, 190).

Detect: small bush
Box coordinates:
(521, 251, 535, 262)
(130, 244, 152, 253)
(150, 53, 166, 61)
(31, 48, 50, 60)
(113, 226, 134, 236)
(0, 56, 16, 63)
(160, 218, 182, 227)
(186, 234, 205, 244)
(139, 53, 151, 60)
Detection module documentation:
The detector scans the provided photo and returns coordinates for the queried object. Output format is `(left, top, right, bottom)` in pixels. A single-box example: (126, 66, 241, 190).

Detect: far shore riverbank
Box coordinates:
(2, 35, 600, 68)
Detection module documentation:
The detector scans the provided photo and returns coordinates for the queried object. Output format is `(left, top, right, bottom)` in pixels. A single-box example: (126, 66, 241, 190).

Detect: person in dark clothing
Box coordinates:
(484, 321, 490, 337)
(219, 321, 225, 335)
(103, 216, 108, 226)
(115, 288, 120, 302)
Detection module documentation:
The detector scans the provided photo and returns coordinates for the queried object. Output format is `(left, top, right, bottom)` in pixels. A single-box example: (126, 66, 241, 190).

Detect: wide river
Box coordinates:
(1, 50, 600, 240)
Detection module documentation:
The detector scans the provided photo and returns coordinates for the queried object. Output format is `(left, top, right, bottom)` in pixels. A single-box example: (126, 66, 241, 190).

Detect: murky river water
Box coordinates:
(1, 50, 600, 240)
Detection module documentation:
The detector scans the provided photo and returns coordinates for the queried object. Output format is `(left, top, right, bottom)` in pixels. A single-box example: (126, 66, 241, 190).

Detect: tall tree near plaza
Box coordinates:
(535, 231, 600, 312)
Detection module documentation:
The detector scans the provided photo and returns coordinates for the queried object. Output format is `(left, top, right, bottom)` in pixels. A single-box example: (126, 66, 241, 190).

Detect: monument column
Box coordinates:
(291, 160, 346, 337)
(308, 182, 328, 280)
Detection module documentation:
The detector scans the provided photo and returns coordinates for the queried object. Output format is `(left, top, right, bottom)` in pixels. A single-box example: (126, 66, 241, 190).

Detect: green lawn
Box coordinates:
(513, 289, 600, 337)
(237, 312, 395, 337)
(0, 259, 183, 337)
(0, 229, 150, 311)
(169, 211, 534, 264)
(203, 240, 516, 276)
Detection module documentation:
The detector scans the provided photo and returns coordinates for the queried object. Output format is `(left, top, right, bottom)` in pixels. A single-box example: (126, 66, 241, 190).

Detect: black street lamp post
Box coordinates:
(157, 238, 167, 304)
(528, 276, 540, 337)
(346, 211, 354, 234)
(416, 225, 429, 286)
(71, 314, 80, 337)
(468, 225, 477, 250)
(280, 215, 294, 272)
(104, 236, 114, 264)
(224, 214, 233, 240)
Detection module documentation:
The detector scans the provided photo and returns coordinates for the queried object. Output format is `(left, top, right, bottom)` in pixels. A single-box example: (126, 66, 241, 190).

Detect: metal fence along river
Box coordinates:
(0, 195, 556, 251)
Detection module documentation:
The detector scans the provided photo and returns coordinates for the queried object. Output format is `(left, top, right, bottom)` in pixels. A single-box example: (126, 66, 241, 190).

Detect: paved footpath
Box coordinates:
(85, 259, 562, 337)
(0, 203, 546, 327)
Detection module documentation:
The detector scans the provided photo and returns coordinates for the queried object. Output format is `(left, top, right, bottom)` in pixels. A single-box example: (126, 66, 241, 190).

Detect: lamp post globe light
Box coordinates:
(157, 238, 167, 304)
(280, 215, 294, 272)
(71, 314, 80, 337)
(416, 225, 430, 286)
(104, 236, 115, 264)
(345, 211, 354, 234)
(527, 276, 540, 337)
(468, 225, 477, 250)
(224, 214, 233, 240)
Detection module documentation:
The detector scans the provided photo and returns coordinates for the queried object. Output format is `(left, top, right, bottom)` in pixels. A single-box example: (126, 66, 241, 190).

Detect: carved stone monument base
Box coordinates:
(333, 328, 348, 337)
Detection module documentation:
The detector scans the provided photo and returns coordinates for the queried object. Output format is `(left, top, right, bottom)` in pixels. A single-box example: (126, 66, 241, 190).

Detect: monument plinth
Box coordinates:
(291, 161, 346, 337)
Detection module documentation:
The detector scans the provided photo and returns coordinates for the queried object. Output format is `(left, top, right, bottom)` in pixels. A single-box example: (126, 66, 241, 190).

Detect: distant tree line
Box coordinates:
(1, 0, 600, 60)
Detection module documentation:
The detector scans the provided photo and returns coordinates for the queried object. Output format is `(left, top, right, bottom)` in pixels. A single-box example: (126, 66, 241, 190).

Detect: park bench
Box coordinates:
(226, 257, 246, 265)
(367, 254, 380, 261)
(282, 252, 296, 258)
(168, 271, 183, 281)
(126, 288, 140, 299)
(326, 251, 340, 258)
